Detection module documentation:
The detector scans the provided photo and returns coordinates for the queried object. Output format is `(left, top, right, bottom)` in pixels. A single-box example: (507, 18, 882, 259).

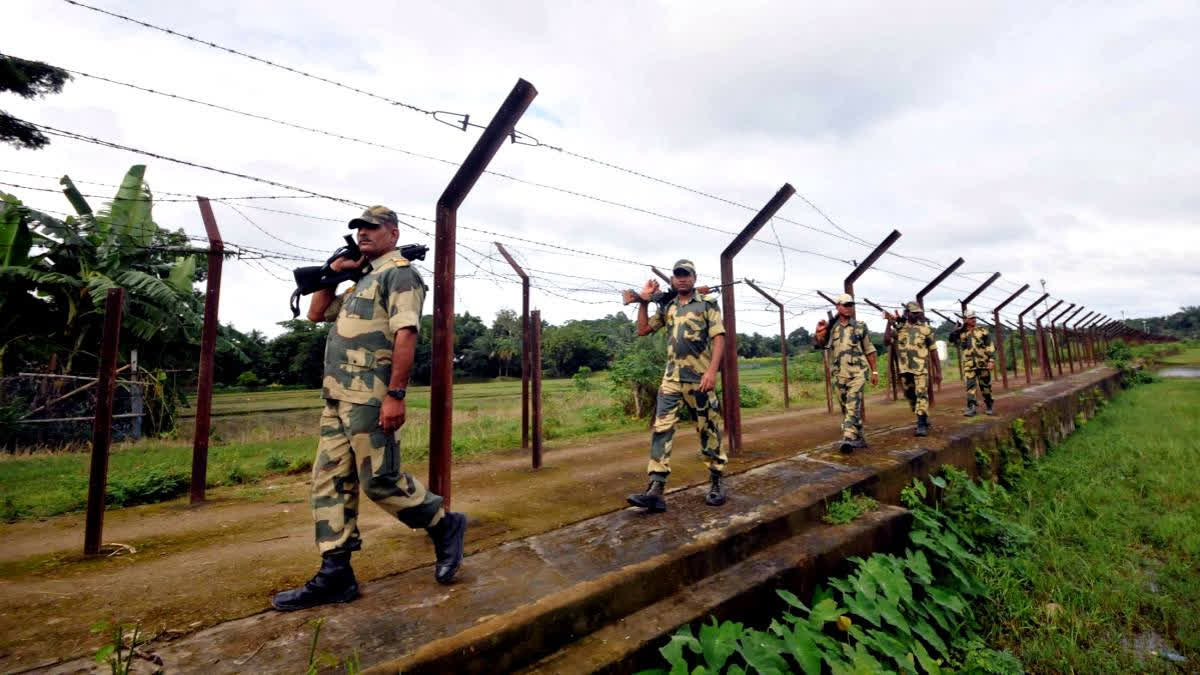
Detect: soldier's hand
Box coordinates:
(379, 397, 406, 433)
(639, 279, 660, 302)
(621, 289, 638, 305)
(697, 285, 712, 295)
(871, 372, 879, 386)
(699, 370, 717, 393)
(331, 255, 366, 272)
(934, 374, 943, 386)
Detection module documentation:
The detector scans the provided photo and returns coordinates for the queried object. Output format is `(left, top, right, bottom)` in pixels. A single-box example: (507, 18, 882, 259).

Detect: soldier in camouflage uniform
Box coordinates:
(272, 206, 467, 612)
(812, 294, 879, 452)
(949, 310, 996, 417)
(884, 302, 942, 436)
(626, 260, 728, 512)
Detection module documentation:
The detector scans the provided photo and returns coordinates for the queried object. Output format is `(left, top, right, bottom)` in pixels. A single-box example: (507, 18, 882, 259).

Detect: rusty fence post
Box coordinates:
(1074, 311, 1095, 367)
(1050, 303, 1075, 376)
(1061, 306, 1084, 372)
(430, 79, 538, 507)
(1035, 300, 1064, 380)
(843, 229, 901, 423)
(84, 288, 124, 555)
(1004, 320, 1020, 376)
(862, 298, 899, 400)
(992, 284, 1029, 389)
(917, 258, 964, 405)
(1017, 293, 1048, 383)
(494, 243, 531, 451)
(744, 279, 789, 408)
(816, 291, 839, 414)
(531, 309, 543, 469)
(190, 197, 224, 504)
(720, 184, 795, 453)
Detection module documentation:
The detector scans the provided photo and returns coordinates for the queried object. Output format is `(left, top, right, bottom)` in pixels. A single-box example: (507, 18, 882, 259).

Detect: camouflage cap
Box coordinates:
(905, 301, 922, 313)
(963, 310, 977, 319)
(348, 205, 399, 230)
(835, 292, 854, 305)
(672, 259, 696, 276)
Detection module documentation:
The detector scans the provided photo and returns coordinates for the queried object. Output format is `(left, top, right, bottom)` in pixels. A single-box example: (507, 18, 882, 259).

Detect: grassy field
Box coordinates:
(980, 376, 1200, 671)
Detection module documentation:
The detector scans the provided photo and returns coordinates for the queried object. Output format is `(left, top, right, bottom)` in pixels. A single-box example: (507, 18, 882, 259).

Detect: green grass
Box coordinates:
(980, 378, 1200, 671)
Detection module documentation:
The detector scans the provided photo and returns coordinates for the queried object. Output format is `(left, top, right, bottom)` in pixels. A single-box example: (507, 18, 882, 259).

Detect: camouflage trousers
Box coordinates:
(900, 372, 929, 416)
(835, 373, 866, 441)
(647, 379, 727, 482)
(964, 368, 993, 406)
(311, 399, 444, 555)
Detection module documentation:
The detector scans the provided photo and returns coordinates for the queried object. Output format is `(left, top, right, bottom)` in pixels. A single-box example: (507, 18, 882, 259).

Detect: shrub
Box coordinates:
(739, 384, 769, 409)
(106, 469, 189, 507)
(265, 452, 289, 472)
(236, 371, 263, 390)
(572, 366, 594, 392)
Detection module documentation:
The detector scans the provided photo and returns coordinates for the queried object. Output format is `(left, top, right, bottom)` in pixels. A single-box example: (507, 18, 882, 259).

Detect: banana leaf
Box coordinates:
(0, 195, 32, 267)
(166, 255, 197, 293)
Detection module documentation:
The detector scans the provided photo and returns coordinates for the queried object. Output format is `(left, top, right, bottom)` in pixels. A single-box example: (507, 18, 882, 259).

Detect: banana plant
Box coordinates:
(0, 165, 202, 374)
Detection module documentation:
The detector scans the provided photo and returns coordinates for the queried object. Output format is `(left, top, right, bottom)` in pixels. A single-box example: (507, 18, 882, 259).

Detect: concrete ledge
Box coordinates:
(39, 368, 1121, 674)
(520, 506, 912, 675)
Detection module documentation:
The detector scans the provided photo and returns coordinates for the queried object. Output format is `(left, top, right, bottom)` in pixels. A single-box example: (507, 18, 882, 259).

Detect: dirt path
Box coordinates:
(0, 376, 1044, 672)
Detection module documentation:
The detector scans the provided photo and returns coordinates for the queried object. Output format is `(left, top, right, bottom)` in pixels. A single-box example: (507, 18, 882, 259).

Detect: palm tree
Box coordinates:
(493, 336, 520, 378)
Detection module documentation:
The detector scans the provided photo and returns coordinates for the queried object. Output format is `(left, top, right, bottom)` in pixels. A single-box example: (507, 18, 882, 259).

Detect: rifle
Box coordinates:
(290, 236, 429, 317)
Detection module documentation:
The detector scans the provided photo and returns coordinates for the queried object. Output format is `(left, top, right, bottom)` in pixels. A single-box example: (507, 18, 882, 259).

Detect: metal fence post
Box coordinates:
(843, 230, 901, 423)
(1050, 303, 1076, 376)
(1017, 293, 1048, 383)
(992, 284, 1029, 389)
(816, 291, 839, 414)
(84, 288, 124, 555)
(744, 279, 789, 407)
(1035, 300, 1064, 380)
(191, 197, 224, 504)
(429, 80, 537, 507)
(494, 243, 531, 451)
(862, 298, 899, 400)
(719, 184, 795, 453)
(1061, 306, 1084, 372)
(917, 258, 965, 405)
(531, 309, 543, 469)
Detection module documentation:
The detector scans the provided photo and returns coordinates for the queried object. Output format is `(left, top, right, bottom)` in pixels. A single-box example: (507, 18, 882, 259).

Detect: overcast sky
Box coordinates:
(3, 0, 1197, 338)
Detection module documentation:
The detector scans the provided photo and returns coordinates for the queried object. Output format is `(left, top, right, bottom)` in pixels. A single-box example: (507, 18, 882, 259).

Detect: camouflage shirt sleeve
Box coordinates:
(923, 326, 935, 348)
(705, 298, 725, 338)
(859, 321, 877, 356)
(647, 303, 666, 332)
(321, 289, 349, 323)
(983, 330, 995, 357)
(381, 266, 426, 335)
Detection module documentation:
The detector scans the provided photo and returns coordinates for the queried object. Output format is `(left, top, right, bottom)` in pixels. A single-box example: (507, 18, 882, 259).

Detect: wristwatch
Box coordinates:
(386, 388, 407, 401)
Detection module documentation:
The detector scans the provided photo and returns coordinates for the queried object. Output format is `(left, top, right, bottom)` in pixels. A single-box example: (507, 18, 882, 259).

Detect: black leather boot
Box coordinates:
(984, 398, 995, 415)
(627, 480, 667, 512)
(964, 403, 978, 417)
(915, 414, 929, 437)
(705, 471, 726, 506)
(271, 551, 358, 612)
(427, 512, 467, 585)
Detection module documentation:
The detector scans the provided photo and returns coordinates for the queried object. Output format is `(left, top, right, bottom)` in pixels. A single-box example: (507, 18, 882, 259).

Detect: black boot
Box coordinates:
(271, 551, 358, 612)
(427, 512, 467, 585)
(964, 403, 978, 417)
(627, 480, 667, 512)
(705, 471, 726, 506)
(915, 414, 929, 437)
(984, 398, 995, 416)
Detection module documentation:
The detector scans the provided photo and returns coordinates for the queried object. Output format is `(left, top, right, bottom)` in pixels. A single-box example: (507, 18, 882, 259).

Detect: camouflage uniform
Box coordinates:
(644, 292, 727, 482)
(815, 318, 876, 441)
(951, 324, 995, 407)
(895, 322, 935, 415)
(313, 249, 443, 555)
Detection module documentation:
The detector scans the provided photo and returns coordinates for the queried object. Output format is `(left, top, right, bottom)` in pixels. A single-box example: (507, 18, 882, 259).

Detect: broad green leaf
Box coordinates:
(866, 628, 913, 668)
(877, 598, 912, 636)
(93, 644, 115, 663)
(843, 591, 881, 627)
(0, 199, 32, 267)
(697, 619, 738, 672)
(167, 256, 197, 293)
(780, 625, 823, 675)
(776, 589, 809, 612)
(852, 569, 878, 600)
(59, 175, 95, 223)
(106, 164, 155, 246)
(930, 475, 947, 488)
(911, 619, 949, 659)
(807, 597, 843, 627)
(910, 637, 943, 675)
(660, 625, 700, 675)
(921, 598, 952, 632)
(904, 550, 934, 585)
(926, 586, 967, 615)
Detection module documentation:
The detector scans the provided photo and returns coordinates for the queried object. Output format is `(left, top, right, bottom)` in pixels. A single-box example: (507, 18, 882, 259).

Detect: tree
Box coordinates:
(1, 54, 71, 150)
(787, 326, 812, 350)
